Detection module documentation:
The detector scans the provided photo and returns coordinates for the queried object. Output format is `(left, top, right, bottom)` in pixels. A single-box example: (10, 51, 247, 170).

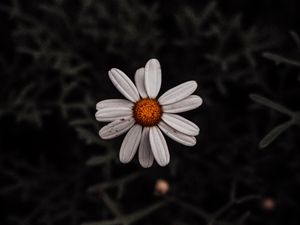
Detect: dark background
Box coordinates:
(1, 0, 300, 225)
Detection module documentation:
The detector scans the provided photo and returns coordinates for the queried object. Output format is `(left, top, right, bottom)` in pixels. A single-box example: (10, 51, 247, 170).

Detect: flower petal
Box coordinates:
(95, 99, 133, 122)
(134, 67, 148, 98)
(99, 116, 135, 139)
(162, 95, 203, 113)
(158, 81, 197, 105)
(138, 127, 154, 168)
(162, 113, 199, 136)
(158, 121, 196, 146)
(149, 126, 170, 167)
(96, 99, 133, 110)
(109, 68, 140, 102)
(145, 59, 161, 98)
(119, 124, 142, 163)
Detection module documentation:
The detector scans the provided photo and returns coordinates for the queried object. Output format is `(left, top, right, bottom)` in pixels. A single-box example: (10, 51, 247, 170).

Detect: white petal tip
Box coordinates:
(108, 68, 119, 79)
(140, 163, 153, 168)
(193, 95, 203, 107)
(145, 59, 161, 98)
(149, 126, 170, 167)
(162, 95, 203, 113)
(99, 131, 109, 140)
(187, 137, 197, 146)
(108, 69, 114, 76)
(157, 160, 169, 167)
(136, 67, 144, 72)
(135, 67, 148, 98)
(162, 114, 200, 136)
(119, 158, 131, 164)
(198, 96, 203, 106)
(190, 80, 198, 87)
(182, 136, 197, 146)
(119, 124, 142, 164)
(108, 68, 140, 102)
(148, 58, 160, 64)
(110, 68, 118, 72)
(158, 80, 198, 105)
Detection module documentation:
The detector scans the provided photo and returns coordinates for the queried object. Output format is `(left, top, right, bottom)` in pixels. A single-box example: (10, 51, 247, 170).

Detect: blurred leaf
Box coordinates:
(75, 127, 109, 147)
(87, 172, 142, 193)
(262, 52, 300, 67)
(101, 192, 122, 217)
(86, 153, 114, 166)
(289, 30, 300, 50)
(292, 112, 300, 125)
(14, 83, 35, 105)
(250, 94, 294, 116)
(70, 118, 95, 126)
(259, 121, 293, 148)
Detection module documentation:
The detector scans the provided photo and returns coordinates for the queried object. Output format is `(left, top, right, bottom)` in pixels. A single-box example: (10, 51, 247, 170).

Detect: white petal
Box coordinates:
(134, 67, 148, 98)
(158, 81, 198, 105)
(138, 127, 154, 168)
(99, 117, 135, 139)
(162, 113, 199, 136)
(158, 121, 196, 146)
(95, 100, 133, 122)
(149, 126, 170, 167)
(96, 99, 133, 110)
(145, 59, 161, 98)
(119, 124, 142, 163)
(109, 68, 140, 102)
(162, 95, 203, 113)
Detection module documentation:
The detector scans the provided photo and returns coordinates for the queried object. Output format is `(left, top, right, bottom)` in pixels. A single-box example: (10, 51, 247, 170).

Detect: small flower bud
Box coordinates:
(154, 179, 170, 196)
(261, 197, 276, 211)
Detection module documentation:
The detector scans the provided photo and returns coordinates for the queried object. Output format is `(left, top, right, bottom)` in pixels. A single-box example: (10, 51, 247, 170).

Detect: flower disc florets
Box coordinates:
(133, 98, 162, 127)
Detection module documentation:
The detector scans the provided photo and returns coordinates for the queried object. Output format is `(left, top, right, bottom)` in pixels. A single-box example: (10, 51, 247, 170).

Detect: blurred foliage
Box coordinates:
(0, 0, 300, 225)
(250, 93, 299, 148)
(249, 32, 300, 148)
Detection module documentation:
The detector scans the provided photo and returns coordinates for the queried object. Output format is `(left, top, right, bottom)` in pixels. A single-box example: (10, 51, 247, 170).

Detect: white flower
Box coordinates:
(95, 59, 203, 167)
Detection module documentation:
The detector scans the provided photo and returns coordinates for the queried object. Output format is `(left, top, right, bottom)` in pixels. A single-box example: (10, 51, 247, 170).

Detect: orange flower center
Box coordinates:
(133, 98, 162, 127)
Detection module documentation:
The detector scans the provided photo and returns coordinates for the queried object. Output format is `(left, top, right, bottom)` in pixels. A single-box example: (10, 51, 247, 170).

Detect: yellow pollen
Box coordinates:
(133, 98, 162, 127)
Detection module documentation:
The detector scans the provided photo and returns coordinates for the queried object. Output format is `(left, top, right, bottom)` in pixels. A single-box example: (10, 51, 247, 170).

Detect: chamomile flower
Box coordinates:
(95, 59, 202, 167)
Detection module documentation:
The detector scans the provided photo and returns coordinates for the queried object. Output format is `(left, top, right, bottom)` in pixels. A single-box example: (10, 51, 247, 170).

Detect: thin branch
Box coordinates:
(250, 94, 294, 116)
(167, 196, 210, 221)
(87, 172, 142, 193)
(263, 52, 300, 67)
(289, 30, 300, 50)
(259, 120, 294, 148)
(101, 192, 123, 218)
